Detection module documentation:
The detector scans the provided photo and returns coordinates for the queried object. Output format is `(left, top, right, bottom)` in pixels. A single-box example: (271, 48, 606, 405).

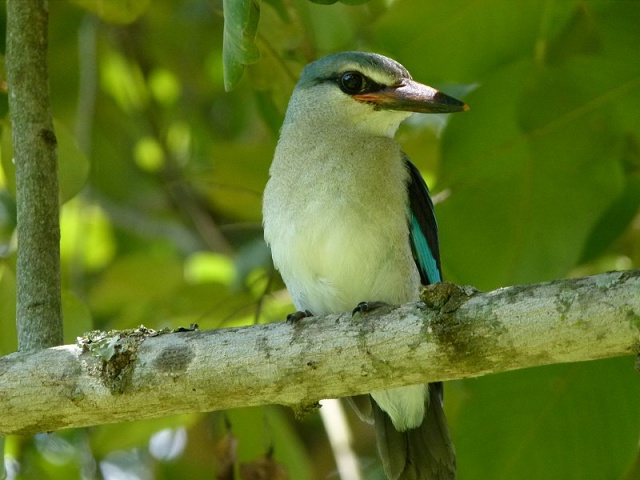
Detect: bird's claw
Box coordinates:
(286, 310, 313, 324)
(352, 301, 388, 316)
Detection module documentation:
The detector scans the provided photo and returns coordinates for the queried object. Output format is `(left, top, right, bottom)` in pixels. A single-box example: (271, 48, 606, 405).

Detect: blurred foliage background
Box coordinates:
(1, 0, 639, 479)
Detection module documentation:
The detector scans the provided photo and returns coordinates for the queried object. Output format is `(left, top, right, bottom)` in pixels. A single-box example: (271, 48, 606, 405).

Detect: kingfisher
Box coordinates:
(262, 51, 467, 479)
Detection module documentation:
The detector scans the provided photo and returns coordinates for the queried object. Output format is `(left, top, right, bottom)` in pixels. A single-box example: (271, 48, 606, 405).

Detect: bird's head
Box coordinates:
(283, 51, 468, 137)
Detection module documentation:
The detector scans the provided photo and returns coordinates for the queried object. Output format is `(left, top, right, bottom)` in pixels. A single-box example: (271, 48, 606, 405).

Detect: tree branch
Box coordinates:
(6, 0, 63, 351)
(1, 270, 638, 435)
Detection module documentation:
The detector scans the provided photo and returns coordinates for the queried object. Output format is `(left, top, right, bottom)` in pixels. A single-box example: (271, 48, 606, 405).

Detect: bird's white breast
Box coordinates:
(263, 127, 421, 316)
(263, 122, 427, 431)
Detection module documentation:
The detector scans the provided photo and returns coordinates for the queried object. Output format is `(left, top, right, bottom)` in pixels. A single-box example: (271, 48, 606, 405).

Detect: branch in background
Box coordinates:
(0, 270, 638, 435)
(6, 0, 63, 351)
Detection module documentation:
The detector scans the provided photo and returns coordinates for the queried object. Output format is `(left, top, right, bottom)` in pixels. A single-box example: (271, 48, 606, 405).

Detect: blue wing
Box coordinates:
(405, 158, 442, 285)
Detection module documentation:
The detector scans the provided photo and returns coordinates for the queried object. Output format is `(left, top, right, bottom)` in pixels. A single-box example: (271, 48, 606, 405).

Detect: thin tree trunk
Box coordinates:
(6, 0, 63, 351)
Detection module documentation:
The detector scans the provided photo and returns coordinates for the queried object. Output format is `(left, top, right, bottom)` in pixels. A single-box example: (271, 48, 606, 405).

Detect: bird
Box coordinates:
(262, 51, 468, 479)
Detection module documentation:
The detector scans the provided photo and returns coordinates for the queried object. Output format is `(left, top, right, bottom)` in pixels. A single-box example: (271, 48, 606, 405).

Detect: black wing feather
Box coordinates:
(405, 157, 442, 285)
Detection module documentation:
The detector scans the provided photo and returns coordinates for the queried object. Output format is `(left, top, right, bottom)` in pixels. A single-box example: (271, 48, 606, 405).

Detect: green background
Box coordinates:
(1, 0, 639, 478)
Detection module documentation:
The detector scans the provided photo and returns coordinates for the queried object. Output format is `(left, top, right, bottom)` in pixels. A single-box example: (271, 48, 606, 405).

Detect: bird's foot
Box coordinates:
(352, 301, 389, 316)
(286, 310, 313, 324)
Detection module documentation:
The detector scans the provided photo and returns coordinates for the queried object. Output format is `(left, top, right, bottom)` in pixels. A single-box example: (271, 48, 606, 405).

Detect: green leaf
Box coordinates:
(304, 2, 356, 51)
(262, 0, 291, 22)
(60, 198, 116, 273)
(438, 55, 638, 289)
(223, 0, 262, 91)
(253, 90, 286, 138)
(580, 170, 640, 263)
(454, 357, 640, 479)
(545, 2, 601, 66)
(100, 49, 149, 113)
(69, 0, 151, 24)
(62, 289, 93, 345)
(190, 142, 271, 222)
(0, 120, 90, 204)
(0, 263, 17, 355)
(88, 251, 185, 319)
(374, 0, 575, 83)
(54, 120, 90, 204)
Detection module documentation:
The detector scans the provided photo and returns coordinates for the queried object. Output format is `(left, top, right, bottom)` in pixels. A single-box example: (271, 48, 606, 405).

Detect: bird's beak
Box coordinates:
(354, 79, 469, 114)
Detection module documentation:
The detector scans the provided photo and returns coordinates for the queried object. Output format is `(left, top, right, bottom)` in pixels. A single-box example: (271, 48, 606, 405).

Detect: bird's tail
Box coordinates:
(373, 382, 455, 480)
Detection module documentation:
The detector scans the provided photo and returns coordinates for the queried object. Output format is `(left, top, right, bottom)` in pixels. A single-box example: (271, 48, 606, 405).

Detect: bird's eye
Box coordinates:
(339, 72, 366, 94)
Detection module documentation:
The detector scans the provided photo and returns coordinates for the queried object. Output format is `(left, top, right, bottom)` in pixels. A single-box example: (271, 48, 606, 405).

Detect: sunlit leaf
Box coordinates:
(148, 68, 181, 106)
(184, 252, 236, 285)
(134, 136, 165, 172)
(60, 198, 116, 272)
(100, 49, 149, 112)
